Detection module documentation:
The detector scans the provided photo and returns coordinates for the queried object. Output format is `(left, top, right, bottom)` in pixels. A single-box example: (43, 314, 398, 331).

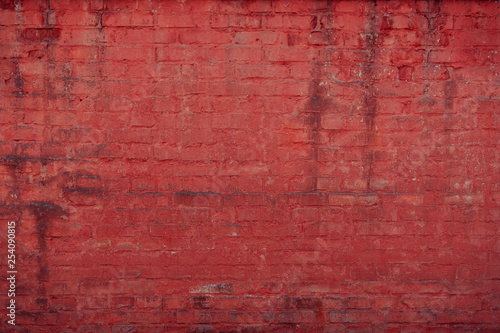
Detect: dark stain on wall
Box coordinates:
(30, 201, 65, 293)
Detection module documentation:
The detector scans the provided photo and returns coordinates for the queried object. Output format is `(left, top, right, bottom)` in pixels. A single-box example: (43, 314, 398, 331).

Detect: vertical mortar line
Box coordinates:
(6, 0, 28, 307)
(4, 1, 28, 316)
(306, 3, 334, 193)
(422, 0, 444, 234)
(35, 0, 56, 298)
(304, 2, 334, 324)
(308, 63, 322, 192)
(435, 0, 456, 188)
(11, 0, 25, 167)
(11, 0, 26, 159)
(96, 2, 106, 152)
(363, 0, 379, 193)
(319, 0, 332, 306)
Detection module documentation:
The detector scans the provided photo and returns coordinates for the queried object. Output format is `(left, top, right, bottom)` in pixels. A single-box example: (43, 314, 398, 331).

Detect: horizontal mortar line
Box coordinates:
(111, 191, 438, 198)
(0, 155, 89, 163)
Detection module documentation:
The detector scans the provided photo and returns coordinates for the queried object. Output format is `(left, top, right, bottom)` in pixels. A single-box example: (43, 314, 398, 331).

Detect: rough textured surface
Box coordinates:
(0, 0, 499, 331)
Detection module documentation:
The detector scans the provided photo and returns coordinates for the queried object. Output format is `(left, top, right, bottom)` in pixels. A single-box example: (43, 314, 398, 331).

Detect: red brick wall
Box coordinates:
(1, 0, 499, 331)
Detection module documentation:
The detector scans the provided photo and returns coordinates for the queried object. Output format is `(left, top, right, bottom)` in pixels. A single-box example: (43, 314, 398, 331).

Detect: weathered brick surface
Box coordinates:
(1, 0, 499, 331)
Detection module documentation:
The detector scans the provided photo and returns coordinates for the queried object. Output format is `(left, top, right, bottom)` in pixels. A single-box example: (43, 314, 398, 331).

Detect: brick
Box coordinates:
(110, 296, 134, 309)
(264, 47, 317, 62)
(102, 13, 153, 27)
(235, 31, 281, 45)
(157, 14, 204, 28)
(56, 11, 99, 26)
(226, 47, 263, 62)
(179, 31, 232, 44)
(21, 28, 61, 42)
(246, 0, 272, 13)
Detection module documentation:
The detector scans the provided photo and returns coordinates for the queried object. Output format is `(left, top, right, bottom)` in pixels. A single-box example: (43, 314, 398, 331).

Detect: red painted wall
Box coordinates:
(1, 0, 499, 331)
